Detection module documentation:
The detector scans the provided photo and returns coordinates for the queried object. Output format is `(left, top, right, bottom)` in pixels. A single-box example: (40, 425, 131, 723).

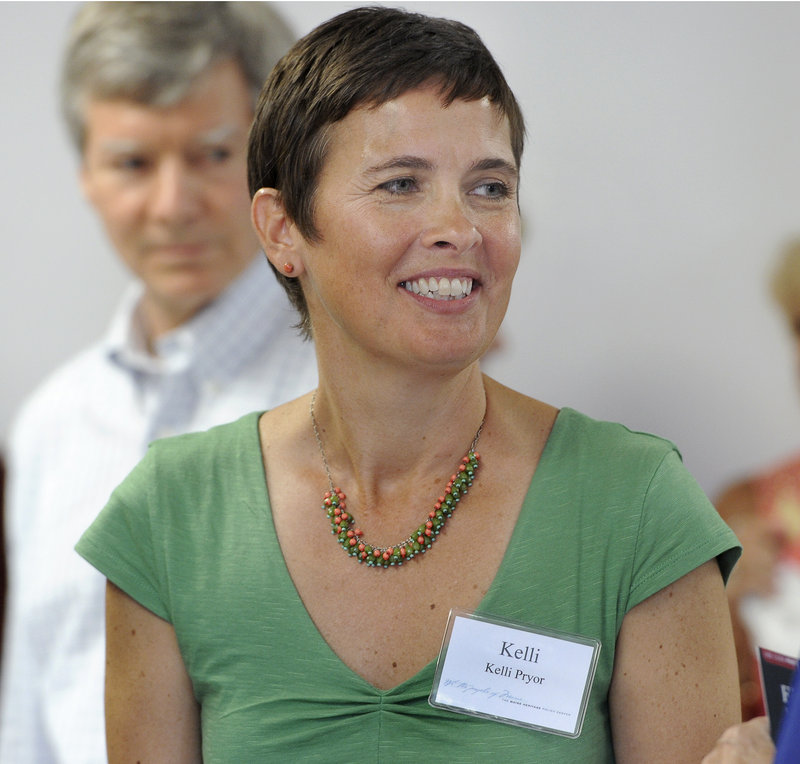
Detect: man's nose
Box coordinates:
(148, 158, 201, 224)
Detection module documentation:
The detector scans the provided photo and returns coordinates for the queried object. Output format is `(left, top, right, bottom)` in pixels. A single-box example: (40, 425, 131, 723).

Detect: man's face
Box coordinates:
(80, 59, 259, 337)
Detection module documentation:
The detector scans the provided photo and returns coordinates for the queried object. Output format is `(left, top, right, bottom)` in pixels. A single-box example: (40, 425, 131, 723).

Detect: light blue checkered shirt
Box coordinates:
(0, 255, 317, 763)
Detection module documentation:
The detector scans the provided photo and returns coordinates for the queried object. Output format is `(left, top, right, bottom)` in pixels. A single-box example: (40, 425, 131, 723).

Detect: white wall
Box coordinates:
(2, 1, 799, 499)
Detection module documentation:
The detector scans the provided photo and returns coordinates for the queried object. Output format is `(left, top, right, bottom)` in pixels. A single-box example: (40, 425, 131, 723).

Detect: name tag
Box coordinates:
(429, 610, 600, 738)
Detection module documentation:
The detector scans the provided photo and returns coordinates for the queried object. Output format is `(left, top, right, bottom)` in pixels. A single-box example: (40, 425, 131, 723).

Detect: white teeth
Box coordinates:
(403, 276, 474, 300)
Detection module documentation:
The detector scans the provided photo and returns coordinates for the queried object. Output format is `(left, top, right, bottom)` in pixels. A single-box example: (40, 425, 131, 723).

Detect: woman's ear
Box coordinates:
(251, 188, 305, 276)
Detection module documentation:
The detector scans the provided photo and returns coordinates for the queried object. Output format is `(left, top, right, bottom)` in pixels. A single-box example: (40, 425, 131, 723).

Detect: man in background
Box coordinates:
(0, 4, 316, 761)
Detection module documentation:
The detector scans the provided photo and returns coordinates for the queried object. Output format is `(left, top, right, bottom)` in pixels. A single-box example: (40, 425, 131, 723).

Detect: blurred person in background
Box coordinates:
(0, 4, 316, 762)
(716, 238, 800, 720)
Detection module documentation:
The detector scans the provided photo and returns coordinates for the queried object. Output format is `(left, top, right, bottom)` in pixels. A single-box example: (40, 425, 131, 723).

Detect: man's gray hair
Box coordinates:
(61, 1, 295, 152)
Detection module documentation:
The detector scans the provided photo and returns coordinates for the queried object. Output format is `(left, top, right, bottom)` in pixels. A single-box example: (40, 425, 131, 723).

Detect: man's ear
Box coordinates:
(251, 188, 305, 276)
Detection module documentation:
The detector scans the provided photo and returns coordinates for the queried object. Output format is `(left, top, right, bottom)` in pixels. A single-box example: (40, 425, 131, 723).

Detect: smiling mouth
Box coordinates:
(401, 276, 474, 301)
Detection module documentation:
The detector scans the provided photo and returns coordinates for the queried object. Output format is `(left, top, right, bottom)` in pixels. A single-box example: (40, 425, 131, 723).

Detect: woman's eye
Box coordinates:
(473, 181, 511, 199)
(379, 177, 418, 195)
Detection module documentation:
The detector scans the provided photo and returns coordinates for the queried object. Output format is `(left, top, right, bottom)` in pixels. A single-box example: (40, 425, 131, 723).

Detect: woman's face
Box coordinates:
(298, 84, 521, 371)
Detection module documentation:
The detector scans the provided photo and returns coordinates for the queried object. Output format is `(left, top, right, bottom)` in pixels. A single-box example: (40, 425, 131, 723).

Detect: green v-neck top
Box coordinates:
(77, 408, 739, 762)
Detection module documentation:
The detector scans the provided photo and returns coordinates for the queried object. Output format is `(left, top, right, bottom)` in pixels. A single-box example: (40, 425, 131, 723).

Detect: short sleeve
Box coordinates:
(627, 448, 741, 611)
(75, 449, 170, 621)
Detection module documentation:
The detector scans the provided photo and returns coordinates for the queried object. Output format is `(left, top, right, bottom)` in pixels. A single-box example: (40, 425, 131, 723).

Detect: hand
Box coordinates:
(701, 716, 775, 763)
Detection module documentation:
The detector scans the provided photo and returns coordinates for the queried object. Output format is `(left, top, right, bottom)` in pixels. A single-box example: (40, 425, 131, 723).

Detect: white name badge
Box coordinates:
(429, 610, 600, 738)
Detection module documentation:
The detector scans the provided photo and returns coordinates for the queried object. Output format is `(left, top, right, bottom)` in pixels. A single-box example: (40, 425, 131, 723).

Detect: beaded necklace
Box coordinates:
(310, 390, 484, 568)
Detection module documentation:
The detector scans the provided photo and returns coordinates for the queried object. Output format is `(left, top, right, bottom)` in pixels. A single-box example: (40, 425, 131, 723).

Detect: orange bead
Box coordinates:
(317, 419, 483, 568)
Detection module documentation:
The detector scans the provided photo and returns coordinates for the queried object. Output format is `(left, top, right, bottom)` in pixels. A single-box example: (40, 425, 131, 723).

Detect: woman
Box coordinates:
(77, 7, 741, 762)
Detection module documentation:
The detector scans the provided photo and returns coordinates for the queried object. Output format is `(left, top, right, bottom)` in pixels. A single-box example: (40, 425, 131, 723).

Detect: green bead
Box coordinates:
(317, 420, 483, 569)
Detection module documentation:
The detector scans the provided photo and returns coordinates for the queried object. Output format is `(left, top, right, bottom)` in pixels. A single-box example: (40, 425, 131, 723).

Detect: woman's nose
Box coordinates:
(419, 196, 483, 255)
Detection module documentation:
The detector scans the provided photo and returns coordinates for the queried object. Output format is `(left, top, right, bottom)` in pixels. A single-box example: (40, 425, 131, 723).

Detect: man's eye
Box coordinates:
(206, 146, 232, 163)
(114, 156, 148, 171)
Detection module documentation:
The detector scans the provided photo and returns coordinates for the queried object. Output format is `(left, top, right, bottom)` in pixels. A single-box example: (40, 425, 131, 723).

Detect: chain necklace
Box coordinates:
(310, 390, 484, 568)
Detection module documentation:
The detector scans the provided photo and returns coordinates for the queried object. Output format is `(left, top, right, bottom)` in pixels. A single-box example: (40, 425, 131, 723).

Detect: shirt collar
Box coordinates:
(104, 256, 293, 379)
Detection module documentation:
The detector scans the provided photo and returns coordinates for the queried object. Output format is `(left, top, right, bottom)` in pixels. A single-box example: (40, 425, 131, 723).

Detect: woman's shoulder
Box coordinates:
(488, 379, 676, 466)
(143, 412, 264, 476)
(158, 409, 260, 443)
(255, 393, 314, 454)
(552, 406, 679, 464)
(107, 412, 267, 526)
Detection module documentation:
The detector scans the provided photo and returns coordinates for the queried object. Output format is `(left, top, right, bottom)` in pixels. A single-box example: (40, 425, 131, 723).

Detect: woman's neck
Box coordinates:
(309, 360, 488, 494)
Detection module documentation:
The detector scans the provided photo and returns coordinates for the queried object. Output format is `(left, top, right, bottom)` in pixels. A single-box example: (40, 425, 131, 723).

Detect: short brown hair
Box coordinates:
(247, 5, 526, 337)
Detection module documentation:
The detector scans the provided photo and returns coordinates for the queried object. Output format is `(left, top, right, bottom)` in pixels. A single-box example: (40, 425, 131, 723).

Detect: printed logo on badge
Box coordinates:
(429, 609, 600, 738)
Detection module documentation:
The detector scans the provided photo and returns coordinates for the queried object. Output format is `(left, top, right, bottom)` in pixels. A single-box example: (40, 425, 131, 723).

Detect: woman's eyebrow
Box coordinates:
(364, 156, 517, 177)
(470, 157, 518, 177)
(364, 156, 434, 175)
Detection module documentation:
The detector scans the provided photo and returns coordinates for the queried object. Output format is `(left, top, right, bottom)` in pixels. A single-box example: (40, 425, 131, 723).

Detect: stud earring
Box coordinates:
(283, 263, 295, 275)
